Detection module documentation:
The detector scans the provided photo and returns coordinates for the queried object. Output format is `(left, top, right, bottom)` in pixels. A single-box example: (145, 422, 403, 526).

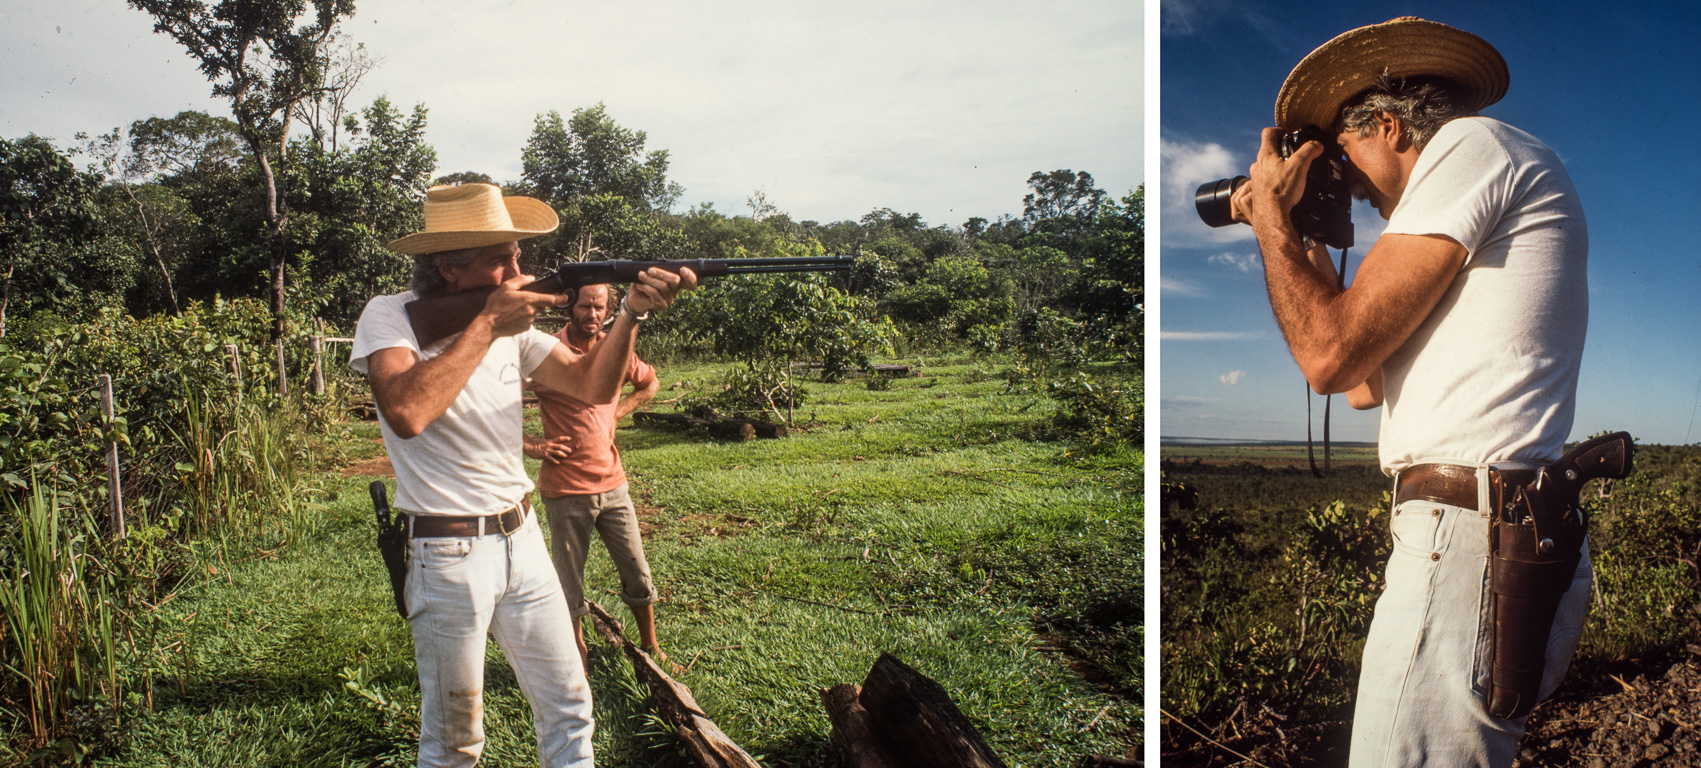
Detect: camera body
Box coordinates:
(1194, 126, 1354, 249)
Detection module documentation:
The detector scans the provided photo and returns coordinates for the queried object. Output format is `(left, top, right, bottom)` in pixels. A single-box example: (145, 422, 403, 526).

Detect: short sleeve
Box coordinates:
(349, 294, 419, 375)
(517, 328, 561, 376)
(628, 354, 657, 389)
(1383, 119, 1517, 262)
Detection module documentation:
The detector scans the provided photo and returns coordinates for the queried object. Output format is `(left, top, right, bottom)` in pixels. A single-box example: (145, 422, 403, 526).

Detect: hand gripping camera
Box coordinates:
(1194, 126, 1354, 250)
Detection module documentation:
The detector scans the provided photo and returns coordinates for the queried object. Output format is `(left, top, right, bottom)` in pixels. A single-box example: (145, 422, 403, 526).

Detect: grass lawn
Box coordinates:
(95, 357, 1139, 767)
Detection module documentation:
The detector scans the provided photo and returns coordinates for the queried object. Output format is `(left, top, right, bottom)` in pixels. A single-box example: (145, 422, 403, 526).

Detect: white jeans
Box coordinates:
(405, 512, 595, 768)
(1349, 498, 1592, 768)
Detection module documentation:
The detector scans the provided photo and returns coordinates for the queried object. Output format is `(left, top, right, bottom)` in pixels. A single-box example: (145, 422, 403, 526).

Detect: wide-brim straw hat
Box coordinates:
(1274, 17, 1508, 131)
(387, 183, 558, 255)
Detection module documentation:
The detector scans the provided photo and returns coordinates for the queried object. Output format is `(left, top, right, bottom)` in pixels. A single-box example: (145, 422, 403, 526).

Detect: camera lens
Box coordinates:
(1194, 176, 1248, 228)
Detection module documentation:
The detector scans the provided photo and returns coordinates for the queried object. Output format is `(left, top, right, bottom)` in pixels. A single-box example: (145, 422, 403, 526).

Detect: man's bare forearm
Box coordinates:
(370, 316, 499, 438)
(1253, 212, 1358, 388)
(615, 379, 659, 420)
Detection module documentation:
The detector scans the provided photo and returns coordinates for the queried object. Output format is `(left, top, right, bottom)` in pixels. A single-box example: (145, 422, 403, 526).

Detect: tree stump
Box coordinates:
(821, 653, 1006, 768)
(821, 683, 902, 768)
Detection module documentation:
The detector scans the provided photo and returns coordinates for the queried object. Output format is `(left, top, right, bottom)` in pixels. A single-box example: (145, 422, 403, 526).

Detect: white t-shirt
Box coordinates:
(1377, 117, 1588, 475)
(350, 292, 560, 515)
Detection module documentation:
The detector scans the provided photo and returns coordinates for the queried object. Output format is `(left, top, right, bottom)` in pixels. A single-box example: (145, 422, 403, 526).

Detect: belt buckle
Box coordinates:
(497, 505, 519, 537)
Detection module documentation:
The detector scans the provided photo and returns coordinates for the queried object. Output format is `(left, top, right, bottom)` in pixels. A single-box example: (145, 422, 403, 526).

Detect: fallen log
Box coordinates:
(821, 653, 1006, 768)
(584, 601, 761, 768)
(632, 411, 757, 440)
(791, 362, 915, 378)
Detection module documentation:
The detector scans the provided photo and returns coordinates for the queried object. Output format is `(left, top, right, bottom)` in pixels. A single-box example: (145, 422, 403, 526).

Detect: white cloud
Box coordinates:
(0, 0, 1142, 228)
(1220, 370, 1247, 386)
(1161, 137, 1254, 248)
(1162, 277, 1206, 297)
(1208, 251, 1260, 272)
(1161, 330, 1268, 341)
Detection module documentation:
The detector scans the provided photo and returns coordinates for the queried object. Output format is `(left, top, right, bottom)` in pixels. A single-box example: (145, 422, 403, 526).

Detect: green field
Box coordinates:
(1161, 442, 1701, 767)
(88, 358, 1139, 766)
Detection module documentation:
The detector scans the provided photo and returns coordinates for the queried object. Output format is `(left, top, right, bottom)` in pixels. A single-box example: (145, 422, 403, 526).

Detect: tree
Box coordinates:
(670, 244, 893, 423)
(78, 114, 245, 313)
(521, 104, 682, 212)
(1022, 170, 1108, 253)
(0, 136, 102, 337)
(434, 170, 495, 187)
(286, 97, 436, 326)
(131, 0, 357, 340)
(1065, 186, 1142, 355)
(291, 30, 377, 153)
(520, 104, 686, 262)
(1023, 170, 1107, 223)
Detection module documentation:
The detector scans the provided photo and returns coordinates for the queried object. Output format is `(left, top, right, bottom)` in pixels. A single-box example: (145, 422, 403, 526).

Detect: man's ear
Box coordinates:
(1377, 110, 1412, 152)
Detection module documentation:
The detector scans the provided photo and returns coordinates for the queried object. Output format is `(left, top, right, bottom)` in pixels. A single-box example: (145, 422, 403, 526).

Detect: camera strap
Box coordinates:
(1307, 246, 1350, 479)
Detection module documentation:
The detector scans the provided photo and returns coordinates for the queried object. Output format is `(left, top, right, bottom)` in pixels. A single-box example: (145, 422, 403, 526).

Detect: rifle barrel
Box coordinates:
(723, 263, 852, 274)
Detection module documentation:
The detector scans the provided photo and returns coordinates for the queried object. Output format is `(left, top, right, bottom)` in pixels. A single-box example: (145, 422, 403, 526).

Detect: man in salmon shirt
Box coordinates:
(526, 283, 664, 664)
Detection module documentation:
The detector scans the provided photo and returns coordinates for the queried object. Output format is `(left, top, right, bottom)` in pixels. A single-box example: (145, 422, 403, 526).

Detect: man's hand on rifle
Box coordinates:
(621, 267, 699, 315)
(484, 274, 571, 337)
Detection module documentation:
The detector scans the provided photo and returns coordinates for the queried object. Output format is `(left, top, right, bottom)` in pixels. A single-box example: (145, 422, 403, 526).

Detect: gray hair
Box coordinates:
(1336, 71, 1476, 152)
(410, 246, 487, 297)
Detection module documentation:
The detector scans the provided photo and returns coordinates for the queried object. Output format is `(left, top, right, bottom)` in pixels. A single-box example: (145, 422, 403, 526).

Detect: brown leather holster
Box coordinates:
(1487, 470, 1587, 720)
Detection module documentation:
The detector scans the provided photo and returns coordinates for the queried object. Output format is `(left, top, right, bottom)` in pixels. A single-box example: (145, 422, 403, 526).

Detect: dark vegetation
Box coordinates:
(1160, 445, 1701, 767)
(0, 2, 1140, 761)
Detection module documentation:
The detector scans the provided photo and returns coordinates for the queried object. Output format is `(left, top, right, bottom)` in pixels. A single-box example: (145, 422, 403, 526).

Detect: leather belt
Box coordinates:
(408, 499, 530, 539)
(1395, 464, 1538, 514)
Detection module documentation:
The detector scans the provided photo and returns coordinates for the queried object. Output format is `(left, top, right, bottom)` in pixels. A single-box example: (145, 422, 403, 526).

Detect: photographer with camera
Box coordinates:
(1212, 17, 1592, 768)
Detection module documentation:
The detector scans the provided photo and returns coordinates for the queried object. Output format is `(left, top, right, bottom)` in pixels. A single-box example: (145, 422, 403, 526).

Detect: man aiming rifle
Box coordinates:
(350, 182, 695, 768)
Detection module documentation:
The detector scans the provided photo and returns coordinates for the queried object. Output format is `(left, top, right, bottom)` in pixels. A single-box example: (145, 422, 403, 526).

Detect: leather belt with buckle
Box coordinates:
(408, 499, 530, 539)
(1395, 464, 1537, 514)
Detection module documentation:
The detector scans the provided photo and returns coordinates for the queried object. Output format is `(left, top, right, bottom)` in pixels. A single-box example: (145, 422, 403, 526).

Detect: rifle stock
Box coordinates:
(404, 256, 853, 348)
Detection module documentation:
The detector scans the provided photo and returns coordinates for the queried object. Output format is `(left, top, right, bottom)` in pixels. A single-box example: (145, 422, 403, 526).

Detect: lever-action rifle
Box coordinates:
(405, 256, 855, 348)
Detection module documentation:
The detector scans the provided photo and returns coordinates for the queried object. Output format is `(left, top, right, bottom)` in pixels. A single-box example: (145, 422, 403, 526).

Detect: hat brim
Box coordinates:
(1274, 17, 1508, 131)
(387, 196, 559, 255)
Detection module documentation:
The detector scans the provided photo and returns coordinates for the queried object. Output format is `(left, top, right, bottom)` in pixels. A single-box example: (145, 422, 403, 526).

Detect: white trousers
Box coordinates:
(1349, 497, 1592, 768)
(406, 512, 595, 768)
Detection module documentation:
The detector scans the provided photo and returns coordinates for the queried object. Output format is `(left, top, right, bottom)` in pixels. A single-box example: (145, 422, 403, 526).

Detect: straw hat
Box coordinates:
(1274, 17, 1508, 131)
(387, 183, 558, 255)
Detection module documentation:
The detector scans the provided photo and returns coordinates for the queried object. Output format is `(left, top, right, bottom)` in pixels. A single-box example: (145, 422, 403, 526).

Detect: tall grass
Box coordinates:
(167, 387, 313, 544)
(0, 484, 119, 745)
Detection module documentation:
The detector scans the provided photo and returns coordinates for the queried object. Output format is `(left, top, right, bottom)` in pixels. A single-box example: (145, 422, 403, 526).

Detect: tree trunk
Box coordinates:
(0, 256, 11, 339)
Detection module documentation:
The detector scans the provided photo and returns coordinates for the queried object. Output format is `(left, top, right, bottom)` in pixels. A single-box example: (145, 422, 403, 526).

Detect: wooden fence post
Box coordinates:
(310, 335, 325, 395)
(98, 374, 125, 540)
(276, 339, 288, 396)
(310, 318, 325, 395)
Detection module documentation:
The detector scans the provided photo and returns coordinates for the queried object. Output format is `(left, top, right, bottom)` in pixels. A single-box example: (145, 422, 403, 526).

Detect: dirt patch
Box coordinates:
(339, 455, 394, 478)
(1514, 653, 1701, 767)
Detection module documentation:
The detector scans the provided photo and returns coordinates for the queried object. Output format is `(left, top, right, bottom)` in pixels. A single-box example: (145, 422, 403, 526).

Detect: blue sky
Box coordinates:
(1159, 0, 1701, 445)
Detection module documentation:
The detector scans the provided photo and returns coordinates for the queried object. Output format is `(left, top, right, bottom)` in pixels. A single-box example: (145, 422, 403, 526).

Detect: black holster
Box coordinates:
(370, 481, 410, 619)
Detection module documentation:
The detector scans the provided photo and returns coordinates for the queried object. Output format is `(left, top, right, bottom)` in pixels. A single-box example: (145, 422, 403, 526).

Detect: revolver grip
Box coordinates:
(1566, 431, 1632, 482)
